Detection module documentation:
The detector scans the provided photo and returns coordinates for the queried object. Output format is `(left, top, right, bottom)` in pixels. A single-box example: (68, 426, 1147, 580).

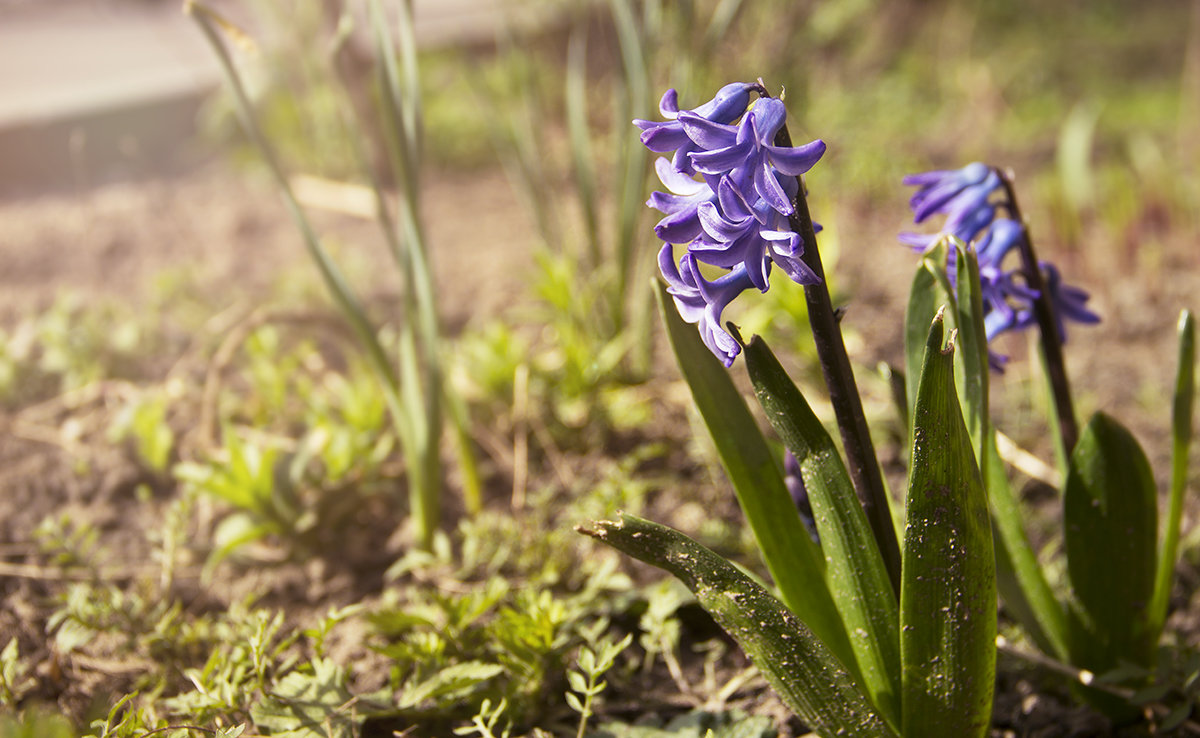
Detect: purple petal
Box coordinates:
(697, 201, 753, 242)
(637, 122, 692, 153)
(654, 157, 709, 196)
(748, 98, 788, 145)
(659, 88, 680, 118)
(691, 82, 755, 124)
(691, 143, 752, 175)
(755, 160, 794, 215)
(765, 138, 826, 176)
(678, 113, 739, 151)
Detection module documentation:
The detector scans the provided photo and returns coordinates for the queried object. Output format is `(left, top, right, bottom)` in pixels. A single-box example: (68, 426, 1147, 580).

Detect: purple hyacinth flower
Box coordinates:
(1042, 262, 1100, 341)
(682, 98, 827, 216)
(658, 245, 755, 366)
(647, 157, 716, 244)
(634, 83, 754, 174)
(980, 267, 1039, 341)
(899, 202, 996, 252)
(904, 162, 995, 224)
(690, 175, 820, 290)
(974, 218, 1024, 268)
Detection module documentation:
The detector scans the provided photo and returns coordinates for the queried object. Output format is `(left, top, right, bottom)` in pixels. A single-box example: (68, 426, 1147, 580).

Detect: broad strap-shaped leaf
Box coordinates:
(744, 335, 900, 727)
(953, 243, 989, 471)
(901, 312, 996, 738)
(579, 514, 898, 738)
(1150, 309, 1195, 636)
(903, 242, 950, 425)
(986, 432, 1070, 659)
(1064, 412, 1158, 673)
(655, 283, 854, 671)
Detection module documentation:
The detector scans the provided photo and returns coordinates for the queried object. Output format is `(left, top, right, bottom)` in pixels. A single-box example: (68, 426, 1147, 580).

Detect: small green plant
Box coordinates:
(454, 698, 513, 738)
(0, 638, 36, 708)
(566, 629, 633, 738)
(187, 0, 458, 550)
(0, 294, 147, 407)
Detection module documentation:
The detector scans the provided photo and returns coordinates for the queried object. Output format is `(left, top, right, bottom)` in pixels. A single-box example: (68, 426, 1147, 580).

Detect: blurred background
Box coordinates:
(1, 0, 1196, 431)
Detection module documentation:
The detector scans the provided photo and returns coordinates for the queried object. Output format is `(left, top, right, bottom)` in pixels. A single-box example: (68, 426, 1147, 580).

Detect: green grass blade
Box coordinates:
(565, 28, 601, 269)
(608, 0, 651, 313)
(655, 283, 854, 672)
(1151, 310, 1196, 635)
(579, 514, 898, 738)
(743, 335, 900, 727)
(901, 311, 996, 738)
(1064, 412, 1158, 673)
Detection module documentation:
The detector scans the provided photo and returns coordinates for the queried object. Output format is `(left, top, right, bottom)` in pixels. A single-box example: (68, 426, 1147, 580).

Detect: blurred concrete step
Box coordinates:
(0, 0, 555, 196)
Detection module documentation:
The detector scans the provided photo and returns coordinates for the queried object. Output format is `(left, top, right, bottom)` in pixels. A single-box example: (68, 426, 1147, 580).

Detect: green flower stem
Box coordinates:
(995, 168, 1079, 455)
(773, 122, 902, 595)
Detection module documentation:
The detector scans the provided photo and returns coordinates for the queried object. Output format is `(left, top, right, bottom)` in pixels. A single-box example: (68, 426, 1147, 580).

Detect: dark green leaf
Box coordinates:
(901, 312, 996, 738)
(655, 283, 852, 670)
(1161, 701, 1192, 732)
(580, 514, 898, 738)
(1064, 412, 1157, 673)
(744, 335, 900, 725)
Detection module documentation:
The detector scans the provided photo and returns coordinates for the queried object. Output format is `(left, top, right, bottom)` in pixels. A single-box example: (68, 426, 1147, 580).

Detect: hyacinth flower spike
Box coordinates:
(901, 162, 1100, 452)
(639, 82, 902, 588)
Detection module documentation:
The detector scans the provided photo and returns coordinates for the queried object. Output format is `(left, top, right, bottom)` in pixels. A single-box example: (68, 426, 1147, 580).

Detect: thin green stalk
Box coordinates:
(368, 0, 444, 547)
(995, 167, 1079, 455)
(608, 0, 651, 333)
(566, 28, 601, 270)
(773, 118, 902, 594)
(1150, 309, 1195, 634)
(186, 2, 402, 415)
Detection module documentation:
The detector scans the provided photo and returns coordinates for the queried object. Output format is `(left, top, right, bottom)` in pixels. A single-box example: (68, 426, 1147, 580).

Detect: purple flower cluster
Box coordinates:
(637, 83, 826, 366)
(901, 163, 1099, 369)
